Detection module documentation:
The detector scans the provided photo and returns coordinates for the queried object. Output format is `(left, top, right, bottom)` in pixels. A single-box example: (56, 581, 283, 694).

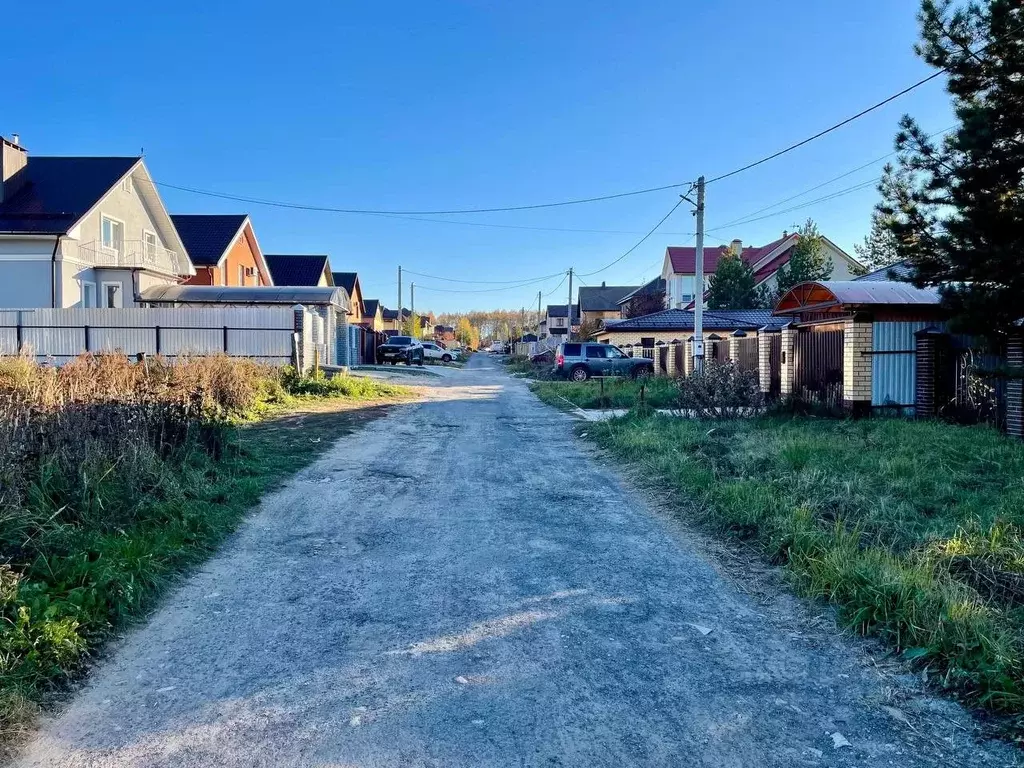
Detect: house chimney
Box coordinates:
(601, 281, 606, 288)
(1, 135, 28, 203)
(730, 239, 742, 255)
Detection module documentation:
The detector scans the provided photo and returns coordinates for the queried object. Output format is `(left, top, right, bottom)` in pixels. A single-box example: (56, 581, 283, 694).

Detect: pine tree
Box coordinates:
(854, 210, 901, 271)
(706, 251, 766, 309)
(877, 0, 1024, 335)
(773, 219, 833, 296)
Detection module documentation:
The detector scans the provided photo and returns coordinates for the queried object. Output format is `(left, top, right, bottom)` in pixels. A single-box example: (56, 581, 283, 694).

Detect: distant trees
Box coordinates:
(853, 211, 901, 271)
(773, 219, 833, 297)
(454, 317, 479, 348)
(706, 251, 767, 309)
(876, 0, 1024, 335)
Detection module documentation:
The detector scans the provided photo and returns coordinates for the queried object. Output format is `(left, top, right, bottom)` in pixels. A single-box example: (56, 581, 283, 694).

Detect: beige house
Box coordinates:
(0, 135, 193, 308)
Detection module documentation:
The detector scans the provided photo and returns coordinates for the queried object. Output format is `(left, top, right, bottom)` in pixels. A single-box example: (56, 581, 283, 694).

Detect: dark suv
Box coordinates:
(555, 342, 654, 382)
(377, 336, 425, 365)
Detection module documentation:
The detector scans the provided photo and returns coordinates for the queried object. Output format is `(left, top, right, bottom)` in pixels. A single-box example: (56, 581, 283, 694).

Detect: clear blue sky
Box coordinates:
(8, 0, 952, 312)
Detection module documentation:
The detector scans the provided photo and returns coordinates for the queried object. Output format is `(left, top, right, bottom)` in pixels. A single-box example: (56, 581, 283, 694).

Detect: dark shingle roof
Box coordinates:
(618, 277, 666, 305)
(381, 307, 411, 321)
(578, 285, 640, 312)
(547, 304, 579, 320)
(170, 214, 247, 267)
(264, 254, 331, 286)
(331, 271, 358, 294)
(603, 309, 785, 332)
(363, 299, 380, 317)
(0, 156, 140, 234)
(855, 261, 915, 282)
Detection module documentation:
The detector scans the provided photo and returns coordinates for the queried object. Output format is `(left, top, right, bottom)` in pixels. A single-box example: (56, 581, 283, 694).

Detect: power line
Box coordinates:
(411, 272, 565, 294)
(707, 179, 879, 232)
(402, 268, 565, 284)
(576, 197, 686, 278)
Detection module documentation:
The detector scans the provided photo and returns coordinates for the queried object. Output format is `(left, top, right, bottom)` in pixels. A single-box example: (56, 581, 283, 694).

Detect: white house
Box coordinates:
(661, 232, 862, 310)
(0, 135, 193, 309)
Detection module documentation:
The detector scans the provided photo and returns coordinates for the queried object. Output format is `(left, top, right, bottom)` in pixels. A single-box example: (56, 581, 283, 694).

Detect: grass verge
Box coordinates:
(530, 377, 679, 409)
(585, 413, 1024, 737)
(0, 356, 412, 752)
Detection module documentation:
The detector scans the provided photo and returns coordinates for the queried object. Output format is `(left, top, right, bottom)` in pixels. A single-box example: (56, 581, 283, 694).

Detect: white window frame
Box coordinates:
(100, 214, 125, 254)
(81, 281, 97, 308)
(121, 176, 133, 194)
(101, 281, 123, 309)
(143, 229, 158, 261)
(221, 263, 228, 286)
(238, 264, 246, 286)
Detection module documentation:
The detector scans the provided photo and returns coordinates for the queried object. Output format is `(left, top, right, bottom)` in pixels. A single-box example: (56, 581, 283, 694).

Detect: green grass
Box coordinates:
(0, 376, 410, 751)
(530, 377, 679, 409)
(585, 414, 1024, 732)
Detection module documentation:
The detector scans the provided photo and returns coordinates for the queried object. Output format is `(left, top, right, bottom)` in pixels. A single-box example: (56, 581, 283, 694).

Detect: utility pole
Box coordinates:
(397, 265, 402, 334)
(693, 176, 706, 373)
(566, 268, 574, 342)
(410, 282, 416, 337)
(537, 290, 542, 338)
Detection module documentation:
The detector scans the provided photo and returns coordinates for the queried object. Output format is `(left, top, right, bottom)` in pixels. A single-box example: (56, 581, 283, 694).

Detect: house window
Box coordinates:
(221, 264, 228, 286)
(102, 282, 123, 308)
(238, 265, 246, 286)
(81, 282, 97, 308)
(143, 230, 158, 261)
(121, 177, 133, 194)
(101, 216, 124, 253)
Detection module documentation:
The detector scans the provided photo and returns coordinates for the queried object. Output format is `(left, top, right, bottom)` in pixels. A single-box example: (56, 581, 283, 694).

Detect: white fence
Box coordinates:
(0, 307, 304, 366)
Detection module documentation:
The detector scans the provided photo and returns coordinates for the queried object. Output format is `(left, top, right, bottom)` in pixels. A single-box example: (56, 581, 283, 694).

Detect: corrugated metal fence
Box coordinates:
(0, 307, 301, 365)
(872, 320, 934, 408)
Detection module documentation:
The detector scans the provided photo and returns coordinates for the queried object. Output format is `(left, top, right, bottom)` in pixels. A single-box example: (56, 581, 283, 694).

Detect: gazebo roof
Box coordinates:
(775, 280, 940, 314)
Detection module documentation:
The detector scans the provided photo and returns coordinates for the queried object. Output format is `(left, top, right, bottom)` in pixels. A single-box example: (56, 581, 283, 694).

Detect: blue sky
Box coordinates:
(8, 1, 952, 312)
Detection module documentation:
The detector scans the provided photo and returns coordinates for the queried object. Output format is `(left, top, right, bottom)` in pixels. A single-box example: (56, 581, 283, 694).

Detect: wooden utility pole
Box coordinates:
(397, 265, 402, 333)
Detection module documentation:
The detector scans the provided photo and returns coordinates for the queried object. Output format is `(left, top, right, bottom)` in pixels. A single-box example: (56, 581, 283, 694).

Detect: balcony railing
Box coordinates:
(78, 240, 189, 276)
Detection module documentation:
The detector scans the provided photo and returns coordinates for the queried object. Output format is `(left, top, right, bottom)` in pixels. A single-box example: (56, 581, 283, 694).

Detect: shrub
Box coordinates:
(676, 361, 763, 418)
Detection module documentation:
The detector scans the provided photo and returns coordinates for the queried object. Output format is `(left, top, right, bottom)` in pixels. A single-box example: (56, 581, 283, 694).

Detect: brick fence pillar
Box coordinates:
(666, 342, 677, 377)
(684, 337, 694, 376)
(780, 324, 797, 397)
(842, 317, 873, 414)
(728, 332, 741, 363)
(758, 328, 775, 394)
(1007, 332, 1023, 440)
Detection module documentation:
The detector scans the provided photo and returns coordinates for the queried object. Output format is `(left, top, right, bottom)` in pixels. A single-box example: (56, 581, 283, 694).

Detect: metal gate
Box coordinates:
(872, 321, 933, 409)
(735, 335, 758, 373)
(794, 325, 844, 405)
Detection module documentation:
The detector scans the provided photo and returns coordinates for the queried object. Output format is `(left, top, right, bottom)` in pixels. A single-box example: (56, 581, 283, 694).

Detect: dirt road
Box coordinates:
(15, 355, 1019, 767)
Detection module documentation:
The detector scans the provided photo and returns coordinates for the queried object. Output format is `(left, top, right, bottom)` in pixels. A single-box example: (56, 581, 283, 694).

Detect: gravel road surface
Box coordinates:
(14, 354, 1020, 767)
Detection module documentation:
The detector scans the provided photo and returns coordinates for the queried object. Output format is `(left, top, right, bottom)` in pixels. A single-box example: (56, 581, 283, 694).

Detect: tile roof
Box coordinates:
(666, 235, 791, 275)
(363, 298, 381, 317)
(331, 271, 358, 295)
(618, 277, 666, 305)
(547, 304, 579, 319)
(0, 156, 140, 234)
(264, 254, 331, 286)
(578, 284, 640, 312)
(855, 261, 915, 282)
(170, 214, 248, 267)
(602, 308, 785, 332)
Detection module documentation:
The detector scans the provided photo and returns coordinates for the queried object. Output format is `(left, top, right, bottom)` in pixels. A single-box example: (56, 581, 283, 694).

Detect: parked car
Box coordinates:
(554, 342, 653, 382)
(377, 336, 424, 365)
(422, 342, 458, 363)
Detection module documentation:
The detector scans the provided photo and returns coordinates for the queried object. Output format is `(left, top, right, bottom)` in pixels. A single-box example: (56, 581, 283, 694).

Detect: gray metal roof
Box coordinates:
(140, 284, 350, 309)
(601, 309, 786, 332)
(854, 261, 915, 282)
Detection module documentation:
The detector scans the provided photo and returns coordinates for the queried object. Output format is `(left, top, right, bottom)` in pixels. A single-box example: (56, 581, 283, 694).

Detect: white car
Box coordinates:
(421, 342, 459, 363)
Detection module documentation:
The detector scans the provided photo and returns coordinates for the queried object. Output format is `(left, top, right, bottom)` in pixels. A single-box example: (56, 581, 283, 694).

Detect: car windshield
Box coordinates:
(389, 336, 413, 345)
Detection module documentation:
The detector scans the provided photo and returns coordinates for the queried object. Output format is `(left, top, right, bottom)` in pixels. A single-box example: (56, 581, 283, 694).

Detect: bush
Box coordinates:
(676, 360, 763, 418)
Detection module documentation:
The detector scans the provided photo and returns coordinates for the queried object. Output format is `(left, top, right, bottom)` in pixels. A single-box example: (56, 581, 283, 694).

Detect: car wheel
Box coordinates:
(569, 365, 589, 382)
(631, 366, 652, 380)
(442, 354, 452, 363)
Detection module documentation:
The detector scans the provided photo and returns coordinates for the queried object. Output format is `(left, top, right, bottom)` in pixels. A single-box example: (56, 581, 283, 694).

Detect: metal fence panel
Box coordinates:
(794, 325, 844, 405)
(736, 336, 758, 373)
(872, 321, 935, 407)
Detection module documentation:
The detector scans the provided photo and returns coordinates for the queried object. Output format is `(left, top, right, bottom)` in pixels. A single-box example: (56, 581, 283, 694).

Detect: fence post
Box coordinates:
(1006, 332, 1023, 440)
(842, 315, 873, 415)
(757, 327, 775, 394)
(155, 325, 161, 355)
(222, 326, 229, 353)
(83, 324, 91, 353)
(666, 342, 677, 377)
(292, 305, 306, 372)
(684, 337, 694, 376)
(15, 312, 23, 353)
(729, 331, 742, 363)
(780, 323, 797, 397)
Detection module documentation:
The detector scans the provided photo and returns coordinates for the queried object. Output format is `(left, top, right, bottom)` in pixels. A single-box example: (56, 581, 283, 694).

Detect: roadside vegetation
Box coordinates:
(530, 377, 679, 410)
(0, 354, 411, 748)
(586, 412, 1024, 734)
